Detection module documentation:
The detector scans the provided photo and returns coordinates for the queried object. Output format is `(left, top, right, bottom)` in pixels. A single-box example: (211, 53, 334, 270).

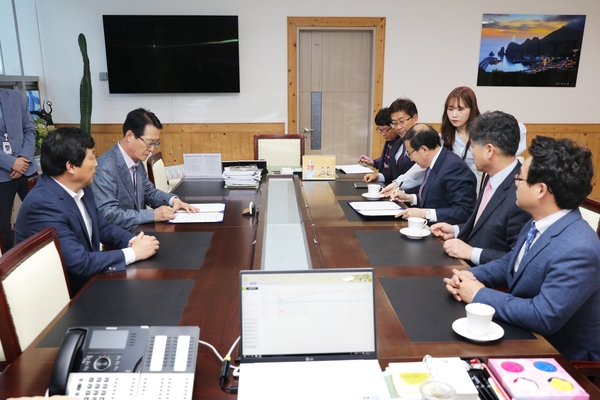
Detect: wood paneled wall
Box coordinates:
(86, 122, 286, 165)
(79, 122, 599, 198)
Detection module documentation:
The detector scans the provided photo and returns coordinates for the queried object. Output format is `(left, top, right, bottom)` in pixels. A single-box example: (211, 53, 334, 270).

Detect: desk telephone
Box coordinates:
(48, 325, 199, 400)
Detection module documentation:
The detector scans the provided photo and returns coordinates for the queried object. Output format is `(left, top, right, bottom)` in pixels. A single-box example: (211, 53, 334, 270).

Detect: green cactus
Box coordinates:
(78, 33, 92, 135)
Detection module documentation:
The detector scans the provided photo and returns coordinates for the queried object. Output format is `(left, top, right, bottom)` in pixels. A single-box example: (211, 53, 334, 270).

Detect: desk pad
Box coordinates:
(37, 279, 194, 347)
(339, 200, 398, 222)
(379, 276, 536, 342)
(132, 232, 213, 269)
(328, 181, 369, 196)
(355, 230, 461, 267)
(172, 179, 230, 198)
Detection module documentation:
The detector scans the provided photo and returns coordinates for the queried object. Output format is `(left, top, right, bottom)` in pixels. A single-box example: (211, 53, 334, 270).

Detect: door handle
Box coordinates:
(302, 127, 314, 133)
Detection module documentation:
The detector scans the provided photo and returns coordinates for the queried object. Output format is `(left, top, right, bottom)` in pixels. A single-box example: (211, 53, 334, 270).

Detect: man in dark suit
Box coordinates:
(91, 108, 197, 232)
(431, 111, 531, 265)
(15, 127, 159, 294)
(0, 88, 38, 250)
(361, 101, 416, 184)
(445, 136, 600, 361)
(392, 123, 476, 225)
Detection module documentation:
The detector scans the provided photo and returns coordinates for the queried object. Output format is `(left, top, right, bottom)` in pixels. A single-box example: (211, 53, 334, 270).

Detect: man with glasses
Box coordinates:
(360, 106, 415, 184)
(430, 111, 531, 266)
(15, 127, 160, 294)
(92, 108, 197, 231)
(444, 136, 600, 361)
(380, 98, 430, 196)
(392, 123, 476, 224)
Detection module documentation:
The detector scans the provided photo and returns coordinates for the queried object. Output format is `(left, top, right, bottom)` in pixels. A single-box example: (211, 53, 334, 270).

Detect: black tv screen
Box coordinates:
(102, 15, 240, 94)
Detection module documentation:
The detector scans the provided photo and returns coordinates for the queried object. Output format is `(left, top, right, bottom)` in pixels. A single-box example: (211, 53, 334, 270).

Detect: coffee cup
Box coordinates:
(465, 303, 495, 335)
(367, 184, 381, 196)
(407, 217, 427, 234)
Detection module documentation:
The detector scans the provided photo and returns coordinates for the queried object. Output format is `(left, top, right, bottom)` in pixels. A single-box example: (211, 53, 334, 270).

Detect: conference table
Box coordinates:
(1, 173, 599, 399)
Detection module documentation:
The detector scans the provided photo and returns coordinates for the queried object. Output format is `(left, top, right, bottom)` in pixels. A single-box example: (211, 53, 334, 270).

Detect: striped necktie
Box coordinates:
(418, 168, 431, 204)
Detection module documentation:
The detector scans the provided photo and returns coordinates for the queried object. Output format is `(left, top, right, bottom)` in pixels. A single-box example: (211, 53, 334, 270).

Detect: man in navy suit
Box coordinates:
(0, 88, 38, 250)
(445, 136, 600, 361)
(361, 101, 416, 184)
(392, 123, 476, 225)
(91, 108, 197, 232)
(431, 111, 531, 265)
(15, 127, 160, 294)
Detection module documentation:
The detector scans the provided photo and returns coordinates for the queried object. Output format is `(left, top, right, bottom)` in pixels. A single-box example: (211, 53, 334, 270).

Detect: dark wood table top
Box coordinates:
(2, 177, 599, 399)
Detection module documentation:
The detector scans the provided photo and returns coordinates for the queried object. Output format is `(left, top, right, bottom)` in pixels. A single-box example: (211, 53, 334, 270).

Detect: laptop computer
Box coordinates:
(238, 268, 390, 400)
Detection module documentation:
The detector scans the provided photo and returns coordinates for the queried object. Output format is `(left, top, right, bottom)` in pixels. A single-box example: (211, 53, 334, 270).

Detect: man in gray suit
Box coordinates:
(0, 88, 38, 249)
(445, 136, 600, 361)
(92, 108, 197, 232)
(431, 111, 531, 265)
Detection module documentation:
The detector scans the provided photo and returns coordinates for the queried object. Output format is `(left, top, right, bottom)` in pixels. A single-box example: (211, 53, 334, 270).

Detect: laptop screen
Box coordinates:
(239, 269, 377, 363)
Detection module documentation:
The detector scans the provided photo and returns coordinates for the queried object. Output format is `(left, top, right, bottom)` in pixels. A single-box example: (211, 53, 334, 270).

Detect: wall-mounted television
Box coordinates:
(102, 15, 240, 94)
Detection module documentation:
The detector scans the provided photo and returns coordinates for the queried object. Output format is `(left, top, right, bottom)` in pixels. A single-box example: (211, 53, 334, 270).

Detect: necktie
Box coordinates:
(132, 165, 137, 190)
(474, 179, 493, 224)
(418, 168, 431, 204)
(523, 222, 538, 256)
(383, 141, 393, 170)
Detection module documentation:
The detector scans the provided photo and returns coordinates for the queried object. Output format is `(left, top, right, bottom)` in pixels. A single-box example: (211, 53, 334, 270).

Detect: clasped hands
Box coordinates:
(10, 156, 30, 179)
(430, 222, 474, 260)
(443, 268, 484, 303)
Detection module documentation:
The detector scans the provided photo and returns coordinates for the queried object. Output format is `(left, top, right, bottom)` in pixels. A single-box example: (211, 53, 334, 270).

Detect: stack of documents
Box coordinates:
(222, 166, 262, 188)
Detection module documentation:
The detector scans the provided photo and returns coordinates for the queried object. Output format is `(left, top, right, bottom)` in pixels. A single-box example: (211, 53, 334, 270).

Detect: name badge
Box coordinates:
(2, 141, 11, 155)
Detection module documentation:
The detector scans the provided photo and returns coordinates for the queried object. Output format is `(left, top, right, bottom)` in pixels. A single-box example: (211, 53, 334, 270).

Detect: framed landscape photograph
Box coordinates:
(477, 14, 586, 87)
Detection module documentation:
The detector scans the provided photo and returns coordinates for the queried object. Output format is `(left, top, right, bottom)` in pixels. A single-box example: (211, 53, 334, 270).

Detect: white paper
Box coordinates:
(348, 201, 403, 216)
(169, 203, 225, 223)
(183, 153, 222, 178)
(169, 213, 223, 223)
(238, 360, 390, 400)
(336, 164, 373, 174)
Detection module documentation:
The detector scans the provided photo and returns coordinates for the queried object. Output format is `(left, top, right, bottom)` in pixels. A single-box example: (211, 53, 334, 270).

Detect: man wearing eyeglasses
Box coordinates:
(445, 136, 600, 361)
(92, 108, 197, 231)
(392, 123, 476, 224)
(360, 104, 415, 184)
(430, 111, 531, 266)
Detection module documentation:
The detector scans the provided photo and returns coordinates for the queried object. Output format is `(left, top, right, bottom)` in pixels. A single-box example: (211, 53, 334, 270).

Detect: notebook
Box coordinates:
(238, 268, 389, 400)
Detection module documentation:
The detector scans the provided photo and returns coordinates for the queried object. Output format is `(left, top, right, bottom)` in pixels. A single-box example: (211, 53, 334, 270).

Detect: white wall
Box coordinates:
(16, 0, 600, 125)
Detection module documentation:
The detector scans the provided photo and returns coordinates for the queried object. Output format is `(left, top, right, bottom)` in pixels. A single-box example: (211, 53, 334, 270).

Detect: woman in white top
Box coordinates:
(440, 86, 527, 191)
(440, 86, 481, 169)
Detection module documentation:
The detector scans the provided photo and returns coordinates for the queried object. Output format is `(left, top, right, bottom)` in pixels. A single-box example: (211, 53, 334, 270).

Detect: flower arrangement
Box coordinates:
(34, 117, 55, 151)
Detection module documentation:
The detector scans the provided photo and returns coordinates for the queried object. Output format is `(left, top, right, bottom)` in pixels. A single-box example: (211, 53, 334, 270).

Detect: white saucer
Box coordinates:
(452, 317, 504, 342)
(362, 192, 384, 200)
(399, 227, 431, 239)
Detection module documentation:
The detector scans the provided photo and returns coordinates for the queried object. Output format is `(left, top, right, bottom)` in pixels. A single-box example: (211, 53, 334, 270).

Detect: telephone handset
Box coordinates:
(48, 325, 200, 400)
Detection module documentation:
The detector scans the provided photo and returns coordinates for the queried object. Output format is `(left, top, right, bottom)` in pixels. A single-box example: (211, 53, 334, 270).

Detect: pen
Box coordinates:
(391, 182, 403, 201)
(473, 374, 498, 400)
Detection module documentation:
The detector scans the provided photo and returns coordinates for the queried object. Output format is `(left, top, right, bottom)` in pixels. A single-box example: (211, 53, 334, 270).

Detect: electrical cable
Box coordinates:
(198, 336, 240, 393)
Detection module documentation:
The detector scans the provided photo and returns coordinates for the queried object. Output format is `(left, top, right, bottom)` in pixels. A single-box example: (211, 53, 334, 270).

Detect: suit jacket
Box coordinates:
(407, 147, 476, 224)
(472, 210, 600, 361)
(14, 174, 132, 294)
(0, 88, 38, 182)
(92, 143, 175, 231)
(377, 138, 415, 184)
(458, 162, 531, 265)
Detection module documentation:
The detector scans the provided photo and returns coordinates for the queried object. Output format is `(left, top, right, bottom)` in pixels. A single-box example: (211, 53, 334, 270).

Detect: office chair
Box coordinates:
(579, 198, 600, 239)
(146, 151, 171, 193)
(253, 134, 305, 170)
(0, 227, 71, 366)
(27, 175, 39, 191)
